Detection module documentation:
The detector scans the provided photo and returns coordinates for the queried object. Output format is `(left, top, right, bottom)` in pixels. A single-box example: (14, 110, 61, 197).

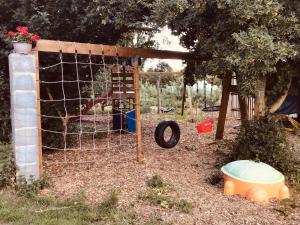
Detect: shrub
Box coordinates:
(16, 174, 50, 198)
(147, 175, 166, 189)
(0, 144, 16, 189)
(98, 190, 119, 216)
(234, 115, 300, 189)
(0, 74, 10, 143)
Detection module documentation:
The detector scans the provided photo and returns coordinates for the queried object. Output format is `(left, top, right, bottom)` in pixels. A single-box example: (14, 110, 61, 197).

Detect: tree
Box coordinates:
(0, 0, 156, 143)
(152, 0, 300, 116)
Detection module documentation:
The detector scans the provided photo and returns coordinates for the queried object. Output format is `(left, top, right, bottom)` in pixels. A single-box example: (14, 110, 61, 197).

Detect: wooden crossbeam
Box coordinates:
(34, 40, 190, 60)
(140, 71, 183, 77)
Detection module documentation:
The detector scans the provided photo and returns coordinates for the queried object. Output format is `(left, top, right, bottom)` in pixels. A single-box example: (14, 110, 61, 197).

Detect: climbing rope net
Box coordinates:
(39, 46, 137, 176)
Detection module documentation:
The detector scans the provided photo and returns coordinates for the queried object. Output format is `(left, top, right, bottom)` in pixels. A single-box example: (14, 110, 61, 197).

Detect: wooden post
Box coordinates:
(216, 75, 232, 140)
(181, 82, 186, 116)
(157, 76, 161, 114)
(133, 56, 143, 162)
(34, 50, 43, 176)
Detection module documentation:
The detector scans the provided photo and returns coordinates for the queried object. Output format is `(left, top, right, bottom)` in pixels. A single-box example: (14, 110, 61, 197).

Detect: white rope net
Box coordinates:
(38, 48, 137, 176)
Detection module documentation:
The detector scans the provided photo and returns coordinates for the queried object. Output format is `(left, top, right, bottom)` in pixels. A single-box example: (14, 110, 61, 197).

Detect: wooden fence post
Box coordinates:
(157, 76, 161, 114)
(133, 56, 143, 162)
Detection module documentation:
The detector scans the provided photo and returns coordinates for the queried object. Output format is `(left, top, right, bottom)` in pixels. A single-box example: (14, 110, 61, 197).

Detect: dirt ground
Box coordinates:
(41, 113, 300, 225)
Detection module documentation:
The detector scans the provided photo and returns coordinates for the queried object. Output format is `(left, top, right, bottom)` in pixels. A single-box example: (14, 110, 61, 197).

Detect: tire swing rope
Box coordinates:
(154, 120, 180, 149)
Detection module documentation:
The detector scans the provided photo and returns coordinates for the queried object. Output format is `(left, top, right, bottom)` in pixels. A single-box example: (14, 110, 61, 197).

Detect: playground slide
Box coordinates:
(69, 90, 113, 121)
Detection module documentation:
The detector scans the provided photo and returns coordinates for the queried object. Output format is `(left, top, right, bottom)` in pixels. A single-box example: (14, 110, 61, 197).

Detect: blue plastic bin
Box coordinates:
(126, 110, 136, 132)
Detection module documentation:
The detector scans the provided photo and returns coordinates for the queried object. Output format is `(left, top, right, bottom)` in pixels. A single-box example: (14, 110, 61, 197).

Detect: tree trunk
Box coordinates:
(269, 78, 292, 113)
(238, 95, 249, 122)
(186, 85, 193, 111)
(254, 77, 267, 116)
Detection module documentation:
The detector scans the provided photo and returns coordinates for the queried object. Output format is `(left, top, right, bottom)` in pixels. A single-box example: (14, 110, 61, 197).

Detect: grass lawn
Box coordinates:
(0, 189, 171, 225)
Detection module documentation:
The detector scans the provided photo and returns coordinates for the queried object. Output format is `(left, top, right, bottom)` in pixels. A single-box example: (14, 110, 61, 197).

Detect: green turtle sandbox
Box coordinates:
(221, 160, 290, 204)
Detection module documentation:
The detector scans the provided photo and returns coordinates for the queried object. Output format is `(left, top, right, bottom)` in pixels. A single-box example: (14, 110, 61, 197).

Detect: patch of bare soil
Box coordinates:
(42, 113, 300, 225)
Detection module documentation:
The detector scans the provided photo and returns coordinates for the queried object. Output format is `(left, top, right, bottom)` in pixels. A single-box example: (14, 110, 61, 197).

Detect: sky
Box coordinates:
(142, 26, 188, 72)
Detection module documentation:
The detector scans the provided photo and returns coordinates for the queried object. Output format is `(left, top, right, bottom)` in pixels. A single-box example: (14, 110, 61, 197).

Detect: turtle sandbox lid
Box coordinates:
(221, 160, 284, 184)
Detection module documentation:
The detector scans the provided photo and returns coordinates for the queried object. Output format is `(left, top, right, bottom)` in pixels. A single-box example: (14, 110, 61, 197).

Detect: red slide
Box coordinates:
(68, 89, 113, 121)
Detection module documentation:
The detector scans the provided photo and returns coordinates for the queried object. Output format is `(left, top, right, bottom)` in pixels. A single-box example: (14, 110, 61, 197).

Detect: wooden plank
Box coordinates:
(34, 39, 190, 60)
(216, 75, 232, 140)
(140, 71, 182, 77)
(133, 57, 143, 162)
(112, 86, 134, 92)
(112, 93, 135, 99)
(34, 50, 43, 176)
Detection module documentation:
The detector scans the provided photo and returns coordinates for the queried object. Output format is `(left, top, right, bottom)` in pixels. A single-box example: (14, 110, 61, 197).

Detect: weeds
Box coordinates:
(140, 175, 193, 213)
(0, 144, 16, 189)
(16, 174, 50, 198)
(138, 189, 192, 213)
(98, 190, 118, 217)
(275, 198, 300, 220)
(205, 171, 223, 186)
(147, 175, 167, 189)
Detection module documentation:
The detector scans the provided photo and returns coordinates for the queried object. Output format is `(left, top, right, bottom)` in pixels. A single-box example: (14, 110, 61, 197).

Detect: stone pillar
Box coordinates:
(9, 53, 40, 181)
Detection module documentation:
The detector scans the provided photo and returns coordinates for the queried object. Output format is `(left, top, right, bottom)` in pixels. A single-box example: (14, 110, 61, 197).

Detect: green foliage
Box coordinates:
(234, 115, 300, 189)
(152, 0, 300, 96)
(147, 175, 167, 189)
(0, 144, 16, 189)
(138, 189, 192, 213)
(0, 0, 156, 144)
(0, 189, 142, 225)
(97, 190, 119, 217)
(205, 171, 223, 186)
(16, 174, 50, 198)
(275, 198, 300, 220)
(139, 175, 192, 213)
(0, 74, 10, 143)
(0, 188, 172, 225)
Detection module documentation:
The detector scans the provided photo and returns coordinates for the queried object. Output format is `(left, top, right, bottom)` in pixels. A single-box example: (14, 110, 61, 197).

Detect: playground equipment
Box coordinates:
(154, 120, 180, 148)
(195, 119, 213, 133)
(9, 39, 190, 179)
(221, 160, 290, 204)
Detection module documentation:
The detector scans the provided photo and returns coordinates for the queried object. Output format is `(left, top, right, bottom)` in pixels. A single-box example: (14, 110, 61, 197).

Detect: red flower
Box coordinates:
(31, 34, 40, 41)
(7, 31, 15, 37)
(16, 26, 28, 33)
(22, 30, 29, 36)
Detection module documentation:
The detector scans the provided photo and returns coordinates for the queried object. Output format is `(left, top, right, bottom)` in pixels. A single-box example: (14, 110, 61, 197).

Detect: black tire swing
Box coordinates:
(154, 120, 180, 149)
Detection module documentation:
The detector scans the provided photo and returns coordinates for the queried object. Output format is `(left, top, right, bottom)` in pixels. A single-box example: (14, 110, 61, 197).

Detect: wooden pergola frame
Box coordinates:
(33, 39, 234, 173)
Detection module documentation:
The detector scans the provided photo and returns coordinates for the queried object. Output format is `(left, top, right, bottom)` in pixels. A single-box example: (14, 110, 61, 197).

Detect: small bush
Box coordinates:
(98, 190, 119, 216)
(138, 189, 192, 213)
(16, 174, 50, 198)
(147, 175, 167, 189)
(175, 199, 193, 213)
(234, 115, 300, 189)
(205, 172, 223, 186)
(0, 144, 16, 189)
